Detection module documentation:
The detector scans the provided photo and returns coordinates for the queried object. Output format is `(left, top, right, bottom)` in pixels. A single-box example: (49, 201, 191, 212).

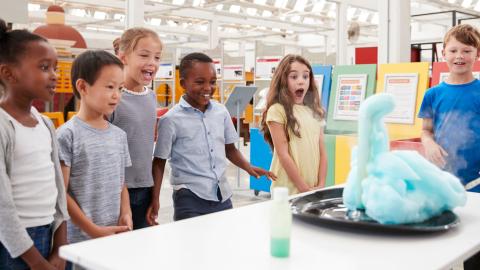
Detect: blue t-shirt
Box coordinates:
(418, 79, 480, 192)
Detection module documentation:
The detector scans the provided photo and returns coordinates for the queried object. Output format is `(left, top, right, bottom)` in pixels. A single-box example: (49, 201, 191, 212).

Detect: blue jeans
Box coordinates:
(173, 188, 233, 221)
(0, 223, 52, 270)
(128, 187, 153, 230)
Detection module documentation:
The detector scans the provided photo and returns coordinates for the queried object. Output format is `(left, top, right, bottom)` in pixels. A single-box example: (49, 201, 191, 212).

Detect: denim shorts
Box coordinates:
(0, 223, 52, 270)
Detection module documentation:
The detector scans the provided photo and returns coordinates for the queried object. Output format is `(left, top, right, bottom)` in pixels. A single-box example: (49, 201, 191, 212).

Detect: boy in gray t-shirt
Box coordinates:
(57, 50, 132, 244)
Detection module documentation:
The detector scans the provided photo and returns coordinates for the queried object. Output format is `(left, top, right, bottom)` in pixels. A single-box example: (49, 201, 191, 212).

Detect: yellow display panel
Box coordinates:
(55, 61, 73, 94)
(376, 62, 430, 139)
(41, 112, 64, 128)
(334, 134, 358, 185)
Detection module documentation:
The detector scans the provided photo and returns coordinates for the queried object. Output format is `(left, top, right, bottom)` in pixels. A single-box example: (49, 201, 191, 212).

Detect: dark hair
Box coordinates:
(0, 19, 47, 65)
(179, 52, 213, 79)
(260, 54, 324, 149)
(71, 50, 123, 99)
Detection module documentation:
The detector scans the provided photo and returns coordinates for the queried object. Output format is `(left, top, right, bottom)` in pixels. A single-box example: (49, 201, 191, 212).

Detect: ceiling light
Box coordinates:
(229, 5, 241, 13)
(246, 8, 257, 16)
(172, 0, 185, 5)
(71, 9, 87, 17)
(290, 15, 301, 22)
(303, 17, 315, 24)
(462, 0, 472, 8)
(347, 7, 357, 20)
(274, 0, 288, 9)
(262, 10, 272, 17)
(216, 4, 223, 10)
(294, 0, 308, 12)
(371, 13, 379, 24)
(311, 0, 325, 12)
(475, 1, 480, 11)
(254, 0, 267, 4)
(150, 18, 162, 26)
(93, 11, 107, 20)
(358, 10, 369, 22)
(28, 4, 40, 11)
(114, 13, 125, 21)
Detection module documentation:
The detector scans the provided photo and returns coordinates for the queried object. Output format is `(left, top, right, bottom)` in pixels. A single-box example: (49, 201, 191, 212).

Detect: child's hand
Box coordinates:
(118, 214, 133, 231)
(30, 260, 56, 270)
(92, 225, 130, 238)
(424, 140, 448, 168)
(47, 250, 65, 270)
(146, 199, 160, 226)
(248, 166, 277, 181)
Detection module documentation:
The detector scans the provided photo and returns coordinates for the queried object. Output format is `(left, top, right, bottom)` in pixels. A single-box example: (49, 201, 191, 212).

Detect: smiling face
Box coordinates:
(79, 65, 124, 115)
(287, 61, 310, 105)
(443, 37, 480, 78)
(7, 41, 58, 102)
(181, 61, 217, 112)
(121, 35, 162, 90)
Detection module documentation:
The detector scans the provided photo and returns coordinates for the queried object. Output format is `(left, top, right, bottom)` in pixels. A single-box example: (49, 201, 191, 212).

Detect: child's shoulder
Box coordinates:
(267, 103, 286, 114)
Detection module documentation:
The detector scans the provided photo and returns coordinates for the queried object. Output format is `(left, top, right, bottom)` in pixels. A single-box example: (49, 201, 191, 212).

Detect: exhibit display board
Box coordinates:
(431, 61, 480, 86)
(312, 65, 332, 111)
(326, 64, 377, 134)
(376, 62, 430, 139)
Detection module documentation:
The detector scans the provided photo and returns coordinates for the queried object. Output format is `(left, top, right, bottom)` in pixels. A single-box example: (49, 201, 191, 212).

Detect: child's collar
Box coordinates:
(179, 96, 212, 111)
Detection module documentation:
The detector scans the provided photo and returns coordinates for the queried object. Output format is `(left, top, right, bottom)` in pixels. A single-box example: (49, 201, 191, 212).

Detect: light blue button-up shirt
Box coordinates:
(154, 96, 238, 202)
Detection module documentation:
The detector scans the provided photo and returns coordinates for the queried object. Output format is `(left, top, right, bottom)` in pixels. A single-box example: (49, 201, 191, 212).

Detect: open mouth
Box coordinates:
(454, 62, 466, 66)
(294, 89, 304, 98)
(142, 70, 154, 81)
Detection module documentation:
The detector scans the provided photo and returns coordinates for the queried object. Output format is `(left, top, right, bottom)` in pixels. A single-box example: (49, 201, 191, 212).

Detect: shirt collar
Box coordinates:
(179, 95, 213, 111)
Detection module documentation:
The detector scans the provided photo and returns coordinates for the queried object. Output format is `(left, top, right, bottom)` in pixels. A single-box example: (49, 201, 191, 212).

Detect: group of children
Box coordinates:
(0, 16, 479, 269)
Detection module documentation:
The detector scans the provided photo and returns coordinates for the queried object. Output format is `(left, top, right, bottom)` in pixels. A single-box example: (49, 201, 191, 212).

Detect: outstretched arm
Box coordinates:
(225, 143, 276, 180)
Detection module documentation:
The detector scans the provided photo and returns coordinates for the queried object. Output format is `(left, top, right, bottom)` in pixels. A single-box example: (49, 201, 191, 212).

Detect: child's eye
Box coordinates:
(155, 56, 161, 61)
(303, 74, 309, 80)
(40, 64, 49, 71)
(290, 75, 298, 80)
(107, 85, 115, 89)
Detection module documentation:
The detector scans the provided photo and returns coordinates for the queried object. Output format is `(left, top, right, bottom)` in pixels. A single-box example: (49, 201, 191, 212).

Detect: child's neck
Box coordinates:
(76, 104, 108, 129)
(124, 77, 145, 92)
(0, 91, 37, 126)
(446, 73, 475, 85)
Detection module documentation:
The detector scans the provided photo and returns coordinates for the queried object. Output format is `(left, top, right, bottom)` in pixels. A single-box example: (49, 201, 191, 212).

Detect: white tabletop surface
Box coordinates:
(60, 191, 480, 270)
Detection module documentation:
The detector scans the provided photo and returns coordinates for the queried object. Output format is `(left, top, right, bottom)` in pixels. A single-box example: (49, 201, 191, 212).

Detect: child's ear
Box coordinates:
(75, 79, 88, 96)
(441, 49, 446, 60)
(180, 78, 186, 89)
(118, 51, 127, 65)
(0, 64, 17, 84)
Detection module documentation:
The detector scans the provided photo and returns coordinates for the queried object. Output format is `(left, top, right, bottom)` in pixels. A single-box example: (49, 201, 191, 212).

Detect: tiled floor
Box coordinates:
(156, 140, 271, 225)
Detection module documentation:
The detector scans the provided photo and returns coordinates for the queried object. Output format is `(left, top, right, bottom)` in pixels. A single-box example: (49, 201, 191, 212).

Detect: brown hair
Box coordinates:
(260, 54, 325, 148)
(443, 24, 480, 49)
(119, 27, 163, 54)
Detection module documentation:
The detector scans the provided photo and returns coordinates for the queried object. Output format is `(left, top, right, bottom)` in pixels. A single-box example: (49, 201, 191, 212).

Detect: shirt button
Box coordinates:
(213, 165, 216, 169)
(210, 149, 213, 152)
(208, 132, 211, 135)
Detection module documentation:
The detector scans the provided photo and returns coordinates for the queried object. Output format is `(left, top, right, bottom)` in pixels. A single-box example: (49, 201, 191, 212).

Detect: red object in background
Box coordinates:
(355, 47, 378, 64)
(32, 93, 74, 113)
(390, 138, 425, 157)
(355, 47, 425, 64)
(157, 107, 168, 118)
(431, 61, 480, 86)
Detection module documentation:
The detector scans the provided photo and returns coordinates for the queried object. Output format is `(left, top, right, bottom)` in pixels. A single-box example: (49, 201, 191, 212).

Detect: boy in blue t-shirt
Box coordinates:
(151, 52, 275, 221)
(419, 24, 480, 193)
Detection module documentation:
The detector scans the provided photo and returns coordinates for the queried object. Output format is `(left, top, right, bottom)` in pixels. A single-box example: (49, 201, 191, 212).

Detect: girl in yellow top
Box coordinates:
(261, 55, 327, 194)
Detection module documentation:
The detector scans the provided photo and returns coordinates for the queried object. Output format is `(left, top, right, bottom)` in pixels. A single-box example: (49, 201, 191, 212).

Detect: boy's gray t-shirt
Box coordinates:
(57, 117, 131, 244)
(109, 88, 157, 188)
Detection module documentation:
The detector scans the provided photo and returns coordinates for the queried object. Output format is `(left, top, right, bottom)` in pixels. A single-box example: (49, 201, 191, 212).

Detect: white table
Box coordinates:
(60, 191, 480, 270)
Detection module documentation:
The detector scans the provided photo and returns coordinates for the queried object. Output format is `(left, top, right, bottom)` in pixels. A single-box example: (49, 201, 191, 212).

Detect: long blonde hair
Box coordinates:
(260, 54, 324, 148)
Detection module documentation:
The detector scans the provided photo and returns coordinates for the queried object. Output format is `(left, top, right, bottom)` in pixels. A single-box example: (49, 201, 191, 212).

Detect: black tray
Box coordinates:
(290, 187, 460, 233)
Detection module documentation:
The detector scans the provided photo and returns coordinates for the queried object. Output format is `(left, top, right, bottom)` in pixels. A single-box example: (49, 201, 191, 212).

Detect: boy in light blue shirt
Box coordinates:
(151, 52, 275, 221)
